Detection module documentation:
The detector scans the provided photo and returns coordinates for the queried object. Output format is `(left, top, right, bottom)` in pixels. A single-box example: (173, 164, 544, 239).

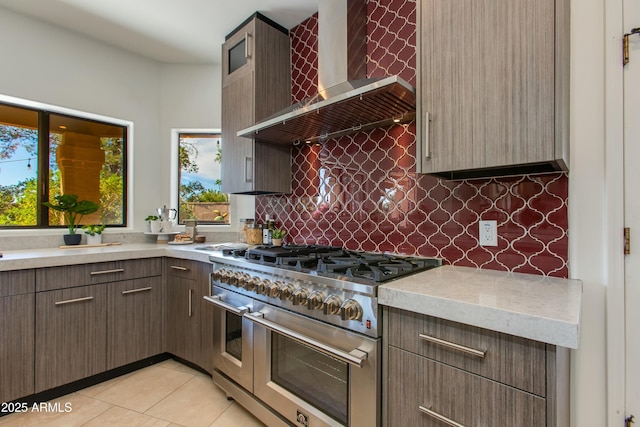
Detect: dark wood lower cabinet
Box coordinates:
(384, 307, 568, 427)
(5, 256, 213, 402)
(35, 285, 107, 393)
(107, 277, 163, 369)
(165, 258, 213, 373)
(166, 273, 201, 364)
(388, 347, 546, 427)
(0, 292, 35, 402)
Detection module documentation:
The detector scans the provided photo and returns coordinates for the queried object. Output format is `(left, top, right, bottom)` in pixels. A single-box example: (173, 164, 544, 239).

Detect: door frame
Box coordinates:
(605, 0, 627, 424)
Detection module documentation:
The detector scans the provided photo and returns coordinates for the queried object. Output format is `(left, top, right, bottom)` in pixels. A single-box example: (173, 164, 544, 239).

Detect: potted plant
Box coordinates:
(271, 228, 286, 246)
(145, 215, 160, 232)
(82, 224, 105, 245)
(43, 194, 99, 245)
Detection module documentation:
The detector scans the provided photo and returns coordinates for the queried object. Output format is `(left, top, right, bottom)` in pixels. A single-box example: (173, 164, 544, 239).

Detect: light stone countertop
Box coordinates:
(378, 265, 582, 349)
(1, 244, 582, 349)
(0, 243, 222, 271)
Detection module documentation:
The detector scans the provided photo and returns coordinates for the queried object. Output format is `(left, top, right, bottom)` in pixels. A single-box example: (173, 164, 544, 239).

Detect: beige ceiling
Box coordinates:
(0, 0, 318, 64)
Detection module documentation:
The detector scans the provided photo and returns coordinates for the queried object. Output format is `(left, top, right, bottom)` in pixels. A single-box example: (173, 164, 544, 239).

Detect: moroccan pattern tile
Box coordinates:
(256, 0, 568, 278)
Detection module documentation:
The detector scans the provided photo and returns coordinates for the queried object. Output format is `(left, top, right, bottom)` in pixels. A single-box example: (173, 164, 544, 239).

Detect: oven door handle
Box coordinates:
(244, 312, 369, 368)
(203, 295, 250, 315)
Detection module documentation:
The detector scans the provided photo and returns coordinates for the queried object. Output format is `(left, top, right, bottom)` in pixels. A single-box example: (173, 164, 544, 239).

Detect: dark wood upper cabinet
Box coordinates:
(416, 0, 570, 179)
(221, 13, 292, 194)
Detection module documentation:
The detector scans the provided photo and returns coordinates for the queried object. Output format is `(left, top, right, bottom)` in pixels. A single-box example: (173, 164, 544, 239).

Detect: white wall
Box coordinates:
(0, 6, 162, 231)
(0, 7, 254, 233)
(568, 0, 609, 425)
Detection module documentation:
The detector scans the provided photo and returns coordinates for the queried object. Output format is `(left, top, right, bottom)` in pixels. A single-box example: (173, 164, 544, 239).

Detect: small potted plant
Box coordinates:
(82, 224, 105, 245)
(145, 215, 160, 232)
(271, 228, 286, 246)
(43, 194, 99, 245)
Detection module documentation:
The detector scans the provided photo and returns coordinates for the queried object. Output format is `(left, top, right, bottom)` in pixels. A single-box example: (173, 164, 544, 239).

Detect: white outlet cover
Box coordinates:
(479, 220, 498, 246)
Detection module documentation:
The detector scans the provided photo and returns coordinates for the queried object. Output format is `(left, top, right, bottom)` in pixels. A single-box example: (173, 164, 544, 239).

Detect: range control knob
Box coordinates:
(228, 271, 241, 286)
(212, 269, 225, 282)
(323, 295, 343, 315)
(340, 299, 363, 321)
(237, 273, 251, 288)
(245, 276, 260, 291)
(257, 279, 272, 295)
(268, 281, 284, 298)
(306, 291, 326, 310)
(280, 283, 296, 301)
(292, 288, 309, 305)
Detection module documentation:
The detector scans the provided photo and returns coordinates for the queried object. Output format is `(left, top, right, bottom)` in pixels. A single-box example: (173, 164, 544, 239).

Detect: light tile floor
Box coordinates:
(0, 359, 266, 427)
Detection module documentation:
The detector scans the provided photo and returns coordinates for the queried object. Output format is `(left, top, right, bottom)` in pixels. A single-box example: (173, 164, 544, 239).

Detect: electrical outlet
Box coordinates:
(479, 220, 498, 246)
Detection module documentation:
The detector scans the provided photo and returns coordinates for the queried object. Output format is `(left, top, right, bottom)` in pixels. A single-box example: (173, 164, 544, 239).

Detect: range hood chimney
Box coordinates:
(237, 0, 416, 145)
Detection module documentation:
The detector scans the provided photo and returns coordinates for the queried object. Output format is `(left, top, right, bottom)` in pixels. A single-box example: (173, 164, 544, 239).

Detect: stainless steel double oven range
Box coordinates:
(204, 245, 440, 427)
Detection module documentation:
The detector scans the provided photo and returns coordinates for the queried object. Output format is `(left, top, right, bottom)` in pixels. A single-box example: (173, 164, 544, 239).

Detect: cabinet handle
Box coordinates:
(424, 112, 431, 159)
(170, 265, 189, 271)
(90, 268, 124, 275)
(418, 406, 466, 427)
(188, 289, 193, 317)
(419, 333, 486, 358)
(245, 31, 251, 58)
(55, 296, 94, 306)
(122, 286, 152, 295)
(244, 157, 253, 183)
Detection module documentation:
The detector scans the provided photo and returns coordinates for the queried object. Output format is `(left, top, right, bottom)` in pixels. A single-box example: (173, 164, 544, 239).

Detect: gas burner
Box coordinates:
(229, 245, 442, 284)
(222, 248, 247, 258)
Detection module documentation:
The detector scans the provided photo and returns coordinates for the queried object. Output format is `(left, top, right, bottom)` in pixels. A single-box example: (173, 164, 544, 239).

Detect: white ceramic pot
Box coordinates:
(150, 220, 162, 233)
(86, 234, 102, 245)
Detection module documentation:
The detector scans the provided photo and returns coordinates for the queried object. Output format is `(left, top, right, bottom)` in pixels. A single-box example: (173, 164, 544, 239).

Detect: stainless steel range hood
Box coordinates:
(237, 0, 416, 145)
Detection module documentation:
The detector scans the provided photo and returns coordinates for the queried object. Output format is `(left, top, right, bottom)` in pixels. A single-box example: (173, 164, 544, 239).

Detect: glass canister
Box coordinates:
(238, 218, 254, 243)
(245, 221, 262, 245)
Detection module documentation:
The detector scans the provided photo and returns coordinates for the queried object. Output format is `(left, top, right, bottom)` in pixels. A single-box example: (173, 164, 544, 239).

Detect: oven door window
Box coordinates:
(225, 311, 243, 360)
(271, 334, 348, 424)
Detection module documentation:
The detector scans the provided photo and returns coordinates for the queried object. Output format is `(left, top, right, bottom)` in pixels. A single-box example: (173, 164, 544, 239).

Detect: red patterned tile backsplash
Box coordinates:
(255, 0, 568, 278)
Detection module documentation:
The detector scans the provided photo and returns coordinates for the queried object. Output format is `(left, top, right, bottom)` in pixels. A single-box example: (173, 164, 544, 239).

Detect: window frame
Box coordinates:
(0, 94, 131, 230)
(172, 129, 229, 226)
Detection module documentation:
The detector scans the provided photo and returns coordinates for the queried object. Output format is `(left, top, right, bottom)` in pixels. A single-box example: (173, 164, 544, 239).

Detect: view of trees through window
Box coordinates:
(178, 132, 229, 224)
(0, 102, 126, 228)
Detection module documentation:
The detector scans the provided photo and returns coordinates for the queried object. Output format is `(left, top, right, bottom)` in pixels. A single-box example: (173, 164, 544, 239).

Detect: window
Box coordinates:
(0, 100, 127, 228)
(178, 132, 229, 225)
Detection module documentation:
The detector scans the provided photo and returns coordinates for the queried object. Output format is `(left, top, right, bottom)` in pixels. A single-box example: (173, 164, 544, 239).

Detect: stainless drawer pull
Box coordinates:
(419, 333, 486, 358)
(419, 406, 466, 427)
(55, 296, 94, 306)
(90, 268, 124, 276)
(122, 286, 152, 295)
(170, 265, 189, 271)
(203, 295, 249, 315)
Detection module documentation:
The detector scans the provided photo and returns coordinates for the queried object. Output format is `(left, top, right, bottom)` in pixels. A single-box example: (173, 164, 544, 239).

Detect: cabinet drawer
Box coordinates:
(386, 307, 546, 396)
(36, 258, 162, 291)
(165, 258, 199, 280)
(0, 269, 35, 297)
(387, 347, 546, 427)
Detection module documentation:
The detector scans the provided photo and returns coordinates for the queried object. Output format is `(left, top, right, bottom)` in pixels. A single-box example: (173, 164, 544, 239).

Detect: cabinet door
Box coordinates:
(166, 275, 200, 364)
(222, 18, 256, 87)
(107, 277, 162, 369)
(387, 347, 545, 427)
(221, 71, 256, 194)
(417, 0, 555, 174)
(197, 263, 214, 373)
(0, 293, 35, 402)
(35, 285, 107, 392)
